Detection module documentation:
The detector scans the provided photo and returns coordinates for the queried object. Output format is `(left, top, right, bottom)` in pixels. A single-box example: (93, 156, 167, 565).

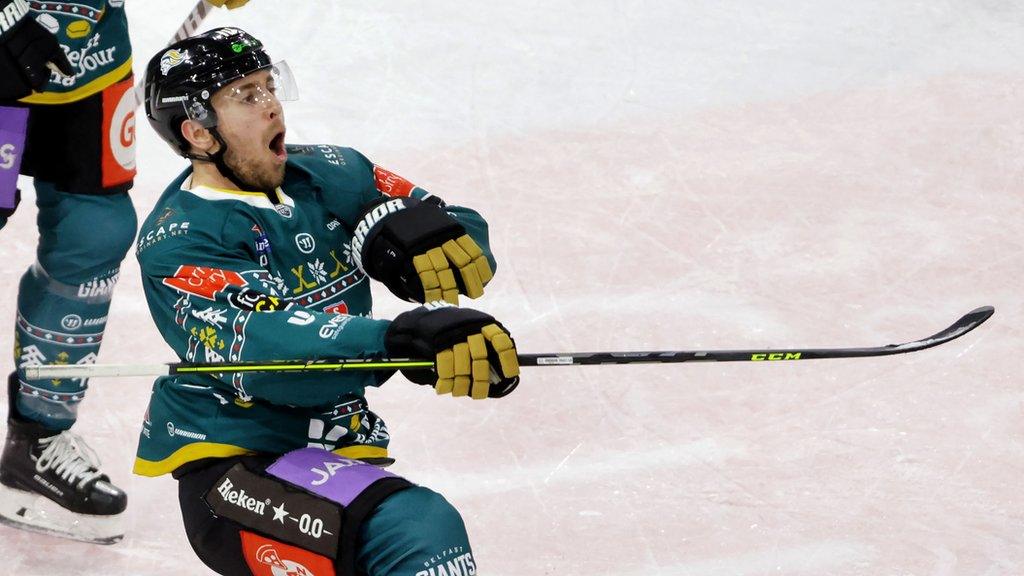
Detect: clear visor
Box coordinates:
(183, 60, 298, 127)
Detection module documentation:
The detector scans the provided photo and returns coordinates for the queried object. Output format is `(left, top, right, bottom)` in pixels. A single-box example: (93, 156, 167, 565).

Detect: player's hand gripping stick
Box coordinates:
(385, 302, 520, 399)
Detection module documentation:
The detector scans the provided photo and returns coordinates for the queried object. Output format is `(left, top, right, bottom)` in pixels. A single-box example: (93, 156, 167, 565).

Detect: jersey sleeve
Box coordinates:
(138, 209, 392, 408)
(305, 145, 497, 273)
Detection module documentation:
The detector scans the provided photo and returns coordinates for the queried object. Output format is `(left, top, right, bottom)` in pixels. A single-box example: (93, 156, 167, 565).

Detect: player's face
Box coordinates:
(212, 69, 288, 191)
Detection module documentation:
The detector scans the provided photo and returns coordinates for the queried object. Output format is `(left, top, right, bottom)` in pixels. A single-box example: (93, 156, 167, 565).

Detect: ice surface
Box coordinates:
(0, 1, 1021, 574)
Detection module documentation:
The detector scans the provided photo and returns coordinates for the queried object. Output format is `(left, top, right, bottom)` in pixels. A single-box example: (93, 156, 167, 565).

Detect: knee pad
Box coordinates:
(34, 182, 137, 283)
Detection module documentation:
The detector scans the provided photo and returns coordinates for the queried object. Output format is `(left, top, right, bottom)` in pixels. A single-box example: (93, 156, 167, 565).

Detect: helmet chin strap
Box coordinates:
(184, 128, 260, 192)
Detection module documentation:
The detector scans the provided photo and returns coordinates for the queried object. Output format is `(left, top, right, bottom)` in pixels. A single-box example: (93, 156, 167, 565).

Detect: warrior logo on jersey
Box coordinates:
(295, 233, 315, 254)
(373, 165, 416, 197)
(60, 314, 82, 331)
(287, 310, 315, 326)
(164, 266, 247, 300)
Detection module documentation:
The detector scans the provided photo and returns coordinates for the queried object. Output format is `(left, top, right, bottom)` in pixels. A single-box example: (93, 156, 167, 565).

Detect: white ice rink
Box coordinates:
(1, 1, 1022, 574)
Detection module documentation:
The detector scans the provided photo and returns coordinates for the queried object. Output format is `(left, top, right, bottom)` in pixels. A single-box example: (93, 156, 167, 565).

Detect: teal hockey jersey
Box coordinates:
(133, 145, 494, 476)
(19, 0, 132, 104)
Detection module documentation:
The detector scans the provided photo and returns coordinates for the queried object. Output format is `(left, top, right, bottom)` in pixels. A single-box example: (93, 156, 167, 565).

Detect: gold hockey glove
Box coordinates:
(353, 197, 493, 305)
(385, 302, 519, 399)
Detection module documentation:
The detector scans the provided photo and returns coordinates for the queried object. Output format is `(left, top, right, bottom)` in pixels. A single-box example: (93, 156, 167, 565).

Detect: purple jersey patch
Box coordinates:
(0, 106, 29, 210)
(266, 447, 397, 507)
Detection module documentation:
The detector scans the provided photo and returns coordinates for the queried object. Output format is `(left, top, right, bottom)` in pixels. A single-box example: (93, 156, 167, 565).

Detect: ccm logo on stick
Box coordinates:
(750, 352, 802, 361)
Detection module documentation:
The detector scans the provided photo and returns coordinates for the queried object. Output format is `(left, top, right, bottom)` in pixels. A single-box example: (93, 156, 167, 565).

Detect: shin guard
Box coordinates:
(13, 263, 116, 429)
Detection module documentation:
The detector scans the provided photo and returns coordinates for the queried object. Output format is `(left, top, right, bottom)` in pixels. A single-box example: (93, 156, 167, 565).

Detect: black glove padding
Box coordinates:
(352, 196, 493, 305)
(0, 187, 20, 220)
(0, 6, 73, 100)
(386, 302, 520, 399)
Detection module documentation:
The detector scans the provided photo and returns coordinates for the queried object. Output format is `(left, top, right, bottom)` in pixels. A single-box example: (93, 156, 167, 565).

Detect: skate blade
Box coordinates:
(0, 484, 124, 545)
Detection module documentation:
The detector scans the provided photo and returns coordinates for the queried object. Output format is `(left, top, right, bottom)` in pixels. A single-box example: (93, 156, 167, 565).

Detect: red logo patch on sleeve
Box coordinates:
(163, 266, 247, 300)
(372, 165, 416, 197)
(240, 530, 336, 576)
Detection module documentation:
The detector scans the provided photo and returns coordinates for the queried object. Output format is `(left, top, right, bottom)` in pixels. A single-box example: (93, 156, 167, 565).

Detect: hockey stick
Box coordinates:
(24, 306, 993, 380)
(130, 0, 214, 106)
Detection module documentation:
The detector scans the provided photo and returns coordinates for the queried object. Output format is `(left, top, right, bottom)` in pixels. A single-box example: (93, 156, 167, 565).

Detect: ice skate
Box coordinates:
(0, 375, 126, 544)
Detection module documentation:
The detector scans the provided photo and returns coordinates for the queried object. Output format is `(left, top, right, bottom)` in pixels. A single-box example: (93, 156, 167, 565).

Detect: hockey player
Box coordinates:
(0, 0, 248, 544)
(139, 28, 519, 575)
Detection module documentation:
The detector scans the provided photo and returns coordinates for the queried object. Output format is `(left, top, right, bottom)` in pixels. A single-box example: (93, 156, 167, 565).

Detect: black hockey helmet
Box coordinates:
(144, 27, 279, 155)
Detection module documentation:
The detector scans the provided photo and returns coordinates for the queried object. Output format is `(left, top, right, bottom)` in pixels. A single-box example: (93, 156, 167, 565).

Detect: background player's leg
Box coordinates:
(12, 182, 136, 428)
(0, 181, 136, 543)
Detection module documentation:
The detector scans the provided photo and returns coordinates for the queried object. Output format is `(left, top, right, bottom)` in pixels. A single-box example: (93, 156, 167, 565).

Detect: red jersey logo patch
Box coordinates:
(163, 266, 247, 300)
(240, 531, 335, 576)
(101, 77, 137, 187)
(322, 302, 348, 315)
(373, 165, 416, 197)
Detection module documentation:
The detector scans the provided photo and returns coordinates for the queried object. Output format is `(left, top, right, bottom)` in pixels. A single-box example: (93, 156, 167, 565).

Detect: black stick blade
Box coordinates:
(884, 305, 994, 353)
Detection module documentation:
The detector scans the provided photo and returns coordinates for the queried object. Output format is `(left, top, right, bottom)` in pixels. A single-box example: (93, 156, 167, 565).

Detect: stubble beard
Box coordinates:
(224, 146, 286, 192)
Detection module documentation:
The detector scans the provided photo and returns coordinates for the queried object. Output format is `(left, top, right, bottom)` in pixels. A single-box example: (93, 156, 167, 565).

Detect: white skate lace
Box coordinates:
(34, 431, 104, 489)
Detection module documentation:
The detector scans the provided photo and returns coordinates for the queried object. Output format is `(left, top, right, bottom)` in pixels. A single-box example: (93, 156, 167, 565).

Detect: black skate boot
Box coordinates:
(0, 372, 126, 544)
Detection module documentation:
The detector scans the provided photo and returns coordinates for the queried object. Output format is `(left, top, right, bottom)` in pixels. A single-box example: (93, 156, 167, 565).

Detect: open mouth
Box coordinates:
(269, 130, 287, 162)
